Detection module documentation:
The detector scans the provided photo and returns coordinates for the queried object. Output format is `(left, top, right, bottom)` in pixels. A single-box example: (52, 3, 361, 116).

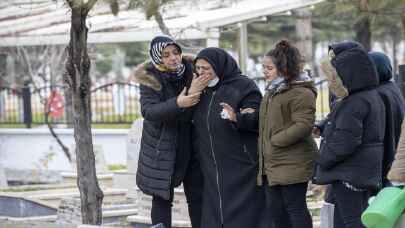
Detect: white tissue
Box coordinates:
(220, 109, 230, 119)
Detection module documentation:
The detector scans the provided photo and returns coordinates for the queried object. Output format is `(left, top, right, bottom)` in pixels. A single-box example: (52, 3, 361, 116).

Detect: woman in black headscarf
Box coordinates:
(192, 47, 268, 228)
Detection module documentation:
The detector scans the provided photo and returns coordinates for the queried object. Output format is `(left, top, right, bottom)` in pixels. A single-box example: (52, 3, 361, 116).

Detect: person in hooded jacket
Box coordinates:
(313, 41, 386, 228)
(258, 40, 317, 228)
(133, 35, 210, 228)
(192, 47, 268, 228)
(369, 51, 405, 188)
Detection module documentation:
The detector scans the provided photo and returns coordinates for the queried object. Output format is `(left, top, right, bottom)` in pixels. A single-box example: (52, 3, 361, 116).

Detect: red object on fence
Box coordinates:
(47, 91, 64, 118)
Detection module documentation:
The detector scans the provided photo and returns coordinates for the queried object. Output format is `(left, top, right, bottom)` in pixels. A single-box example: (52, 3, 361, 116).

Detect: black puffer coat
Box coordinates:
(369, 52, 405, 186)
(192, 48, 268, 228)
(313, 42, 386, 190)
(134, 56, 195, 200)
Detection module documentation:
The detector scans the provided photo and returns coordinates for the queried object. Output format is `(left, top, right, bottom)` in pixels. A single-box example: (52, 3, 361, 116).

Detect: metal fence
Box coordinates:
(0, 86, 23, 125)
(90, 82, 140, 124)
(0, 79, 331, 127)
(0, 82, 140, 127)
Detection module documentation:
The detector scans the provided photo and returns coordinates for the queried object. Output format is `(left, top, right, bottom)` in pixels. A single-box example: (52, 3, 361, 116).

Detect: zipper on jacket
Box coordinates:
(155, 124, 166, 159)
(259, 96, 269, 178)
(206, 91, 224, 224)
(243, 144, 255, 164)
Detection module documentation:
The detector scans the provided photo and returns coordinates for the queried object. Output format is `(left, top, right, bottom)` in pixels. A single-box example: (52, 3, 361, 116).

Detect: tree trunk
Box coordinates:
(152, 8, 199, 51)
(64, 84, 74, 127)
(401, 14, 405, 65)
(354, 15, 371, 51)
(294, 8, 313, 74)
(154, 11, 173, 37)
(64, 4, 103, 225)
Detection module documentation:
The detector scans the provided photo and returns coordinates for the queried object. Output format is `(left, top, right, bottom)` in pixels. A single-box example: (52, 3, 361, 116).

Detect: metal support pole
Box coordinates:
(399, 65, 405, 97)
(22, 80, 32, 128)
(206, 28, 220, 47)
(239, 22, 248, 75)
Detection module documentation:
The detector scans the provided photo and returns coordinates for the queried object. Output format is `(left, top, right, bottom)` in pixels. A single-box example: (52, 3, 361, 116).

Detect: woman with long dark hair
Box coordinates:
(258, 40, 317, 228)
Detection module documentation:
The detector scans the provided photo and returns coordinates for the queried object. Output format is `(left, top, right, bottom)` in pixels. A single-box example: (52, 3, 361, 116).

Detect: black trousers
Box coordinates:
(151, 156, 203, 228)
(267, 182, 313, 228)
(329, 182, 370, 228)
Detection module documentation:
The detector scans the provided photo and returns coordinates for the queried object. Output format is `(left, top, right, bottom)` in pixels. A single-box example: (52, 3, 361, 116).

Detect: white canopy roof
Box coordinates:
(0, 0, 324, 47)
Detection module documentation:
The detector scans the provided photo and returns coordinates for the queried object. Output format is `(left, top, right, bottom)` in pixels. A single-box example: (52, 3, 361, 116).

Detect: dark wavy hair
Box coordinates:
(265, 40, 304, 81)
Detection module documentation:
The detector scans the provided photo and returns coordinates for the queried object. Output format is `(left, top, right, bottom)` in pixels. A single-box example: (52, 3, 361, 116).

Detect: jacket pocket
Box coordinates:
(269, 102, 284, 135)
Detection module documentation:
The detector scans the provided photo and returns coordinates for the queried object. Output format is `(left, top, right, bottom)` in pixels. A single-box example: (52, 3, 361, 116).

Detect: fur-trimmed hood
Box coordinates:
(389, 121, 405, 183)
(130, 55, 195, 91)
(329, 41, 379, 93)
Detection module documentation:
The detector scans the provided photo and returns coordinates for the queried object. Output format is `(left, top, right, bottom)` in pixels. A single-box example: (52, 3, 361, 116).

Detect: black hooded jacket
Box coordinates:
(192, 48, 268, 228)
(313, 42, 386, 190)
(135, 56, 196, 200)
(370, 51, 405, 186)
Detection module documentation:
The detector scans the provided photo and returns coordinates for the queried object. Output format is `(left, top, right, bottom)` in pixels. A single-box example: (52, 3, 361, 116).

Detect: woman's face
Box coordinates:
(161, 44, 182, 71)
(195, 58, 216, 80)
(262, 56, 278, 81)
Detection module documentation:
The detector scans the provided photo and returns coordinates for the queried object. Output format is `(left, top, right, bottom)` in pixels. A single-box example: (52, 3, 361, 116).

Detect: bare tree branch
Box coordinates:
(402, 13, 405, 35)
(106, 0, 119, 16)
(15, 46, 73, 163)
(16, 47, 35, 81)
(154, 10, 173, 37)
(85, 0, 99, 14)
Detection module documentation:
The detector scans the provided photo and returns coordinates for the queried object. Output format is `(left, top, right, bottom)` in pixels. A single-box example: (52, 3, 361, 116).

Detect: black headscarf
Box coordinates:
(195, 47, 242, 83)
(368, 51, 393, 83)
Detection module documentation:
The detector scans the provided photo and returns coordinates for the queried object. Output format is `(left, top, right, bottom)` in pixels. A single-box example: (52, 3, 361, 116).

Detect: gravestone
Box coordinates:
(64, 144, 111, 188)
(117, 119, 143, 197)
(71, 144, 107, 174)
(127, 119, 143, 175)
(56, 198, 82, 225)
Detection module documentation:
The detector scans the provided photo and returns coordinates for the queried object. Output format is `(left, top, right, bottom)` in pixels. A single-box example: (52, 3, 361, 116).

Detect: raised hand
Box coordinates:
(177, 87, 201, 108)
(312, 127, 321, 138)
(220, 102, 237, 122)
(240, 108, 255, 114)
(188, 73, 211, 95)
